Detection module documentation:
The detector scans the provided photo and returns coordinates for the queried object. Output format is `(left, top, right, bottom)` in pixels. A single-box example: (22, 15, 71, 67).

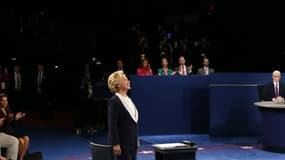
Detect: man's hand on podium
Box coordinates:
(273, 96, 285, 103)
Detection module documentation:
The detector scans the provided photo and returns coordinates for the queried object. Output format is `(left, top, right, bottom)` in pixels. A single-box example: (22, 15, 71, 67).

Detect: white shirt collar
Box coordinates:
(115, 93, 138, 123)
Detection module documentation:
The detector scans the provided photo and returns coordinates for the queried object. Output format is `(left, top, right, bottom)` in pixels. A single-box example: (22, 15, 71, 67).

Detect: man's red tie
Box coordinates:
(181, 66, 185, 75)
(275, 84, 279, 97)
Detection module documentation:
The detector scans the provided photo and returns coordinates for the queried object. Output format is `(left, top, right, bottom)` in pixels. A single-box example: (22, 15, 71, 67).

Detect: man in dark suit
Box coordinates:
(77, 63, 97, 128)
(107, 71, 139, 160)
(8, 64, 25, 112)
(34, 64, 48, 97)
(33, 64, 51, 120)
(262, 70, 285, 101)
(197, 57, 215, 75)
(174, 56, 193, 75)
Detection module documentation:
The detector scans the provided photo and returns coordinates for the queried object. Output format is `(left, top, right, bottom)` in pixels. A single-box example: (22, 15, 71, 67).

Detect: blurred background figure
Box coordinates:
(197, 57, 215, 75)
(174, 56, 193, 76)
(116, 59, 124, 72)
(77, 63, 98, 132)
(0, 66, 10, 94)
(137, 59, 153, 76)
(8, 64, 25, 112)
(33, 64, 51, 120)
(157, 57, 174, 76)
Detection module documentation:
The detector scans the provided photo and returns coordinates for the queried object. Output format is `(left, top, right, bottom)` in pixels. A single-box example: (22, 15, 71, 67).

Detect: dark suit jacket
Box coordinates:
(262, 81, 285, 101)
(174, 65, 192, 75)
(33, 71, 49, 96)
(197, 67, 215, 75)
(79, 74, 96, 101)
(107, 95, 138, 150)
(9, 72, 25, 92)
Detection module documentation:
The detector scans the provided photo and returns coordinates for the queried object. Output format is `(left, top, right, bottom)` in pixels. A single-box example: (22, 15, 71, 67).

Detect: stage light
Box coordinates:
(138, 150, 153, 154)
(166, 33, 172, 39)
(11, 57, 17, 61)
(54, 65, 59, 69)
(240, 146, 254, 149)
(92, 57, 96, 61)
(198, 147, 205, 151)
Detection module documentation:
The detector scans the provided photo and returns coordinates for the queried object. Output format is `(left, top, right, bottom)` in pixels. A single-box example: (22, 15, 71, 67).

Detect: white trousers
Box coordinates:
(0, 132, 18, 160)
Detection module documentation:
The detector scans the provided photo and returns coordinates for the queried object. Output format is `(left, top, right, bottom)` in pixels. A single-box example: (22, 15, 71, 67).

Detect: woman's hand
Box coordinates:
(113, 144, 121, 156)
(8, 113, 13, 121)
(15, 112, 26, 120)
(188, 64, 193, 73)
(0, 117, 5, 127)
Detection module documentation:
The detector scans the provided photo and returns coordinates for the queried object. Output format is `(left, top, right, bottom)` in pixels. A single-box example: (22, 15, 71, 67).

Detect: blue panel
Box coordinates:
(210, 73, 276, 84)
(209, 86, 262, 136)
(209, 73, 274, 136)
(129, 73, 279, 136)
(130, 75, 209, 135)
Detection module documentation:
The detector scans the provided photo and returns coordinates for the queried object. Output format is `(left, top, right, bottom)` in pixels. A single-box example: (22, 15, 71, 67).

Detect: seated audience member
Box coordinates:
(0, 66, 10, 94)
(262, 70, 285, 102)
(0, 117, 19, 160)
(140, 53, 146, 62)
(137, 59, 153, 76)
(174, 56, 193, 76)
(157, 57, 175, 76)
(197, 57, 215, 75)
(0, 94, 29, 160)
(135, 53, 147, 70)
(77, 63, 97, 128)
(115, 59, 124, 72)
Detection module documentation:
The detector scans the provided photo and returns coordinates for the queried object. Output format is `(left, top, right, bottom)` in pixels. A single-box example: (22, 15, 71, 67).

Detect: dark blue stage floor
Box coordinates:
(18, 125, 285, 160)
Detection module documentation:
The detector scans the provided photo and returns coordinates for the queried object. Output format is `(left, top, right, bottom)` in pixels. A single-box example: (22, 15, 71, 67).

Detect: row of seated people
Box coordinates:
(0, 93, 29, 160)
(136, 56, 215, 76)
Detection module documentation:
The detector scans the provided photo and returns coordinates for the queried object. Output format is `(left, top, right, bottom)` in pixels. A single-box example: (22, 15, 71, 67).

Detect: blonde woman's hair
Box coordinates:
(107, 70, 125, 94)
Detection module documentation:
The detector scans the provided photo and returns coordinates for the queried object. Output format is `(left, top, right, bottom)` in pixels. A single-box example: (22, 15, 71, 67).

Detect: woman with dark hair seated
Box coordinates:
(157, 57, 175, 76)
(0, 93, 29, 160)
(136, 59, 153, 76)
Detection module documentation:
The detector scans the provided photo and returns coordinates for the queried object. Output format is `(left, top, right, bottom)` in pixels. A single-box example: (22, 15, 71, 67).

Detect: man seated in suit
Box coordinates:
(174, 56, 193, 76)
(262, 70, 285, 102)
(116, 59, 124, 72)
(197, 57, 215, 75)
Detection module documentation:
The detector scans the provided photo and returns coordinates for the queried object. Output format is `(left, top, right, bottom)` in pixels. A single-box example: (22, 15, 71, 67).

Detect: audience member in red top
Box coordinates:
(136, 59, 153, 76)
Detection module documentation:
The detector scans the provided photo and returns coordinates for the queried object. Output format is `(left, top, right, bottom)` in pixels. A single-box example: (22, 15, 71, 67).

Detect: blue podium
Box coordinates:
(254, 101, 285, 152)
